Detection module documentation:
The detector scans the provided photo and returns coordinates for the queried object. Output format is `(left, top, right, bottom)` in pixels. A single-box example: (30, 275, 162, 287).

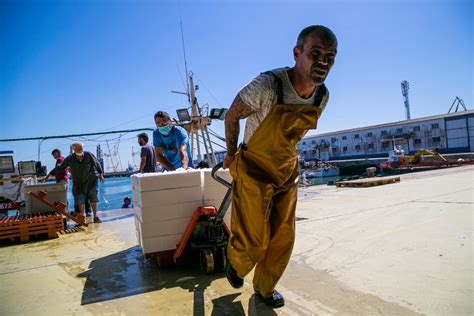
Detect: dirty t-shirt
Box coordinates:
(239, 67, 329, 143)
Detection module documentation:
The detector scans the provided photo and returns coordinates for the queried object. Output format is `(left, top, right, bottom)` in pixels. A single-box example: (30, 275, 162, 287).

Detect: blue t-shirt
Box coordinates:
(153, 125, 193, 170)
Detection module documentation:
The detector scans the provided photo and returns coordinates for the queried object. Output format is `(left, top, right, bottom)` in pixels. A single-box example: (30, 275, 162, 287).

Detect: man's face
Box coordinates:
(155, 117, 173, 136)
(155, 117, 170, 128)
(52, 152, 60, 159)
(73, 145, 84, 156)
(137, 137, 145, 146)
(294, 33, 337, 85)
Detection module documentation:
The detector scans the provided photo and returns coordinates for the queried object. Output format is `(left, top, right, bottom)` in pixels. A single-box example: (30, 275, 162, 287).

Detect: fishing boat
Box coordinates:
(303, 160, 340, 178)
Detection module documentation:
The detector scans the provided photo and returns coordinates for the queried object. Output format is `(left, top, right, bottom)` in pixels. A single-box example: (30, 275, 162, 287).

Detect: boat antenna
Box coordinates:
(178, 1, 190, 102)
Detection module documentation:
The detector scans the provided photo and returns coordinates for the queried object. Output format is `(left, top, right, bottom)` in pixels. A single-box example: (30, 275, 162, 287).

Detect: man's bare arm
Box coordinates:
(139, 156, 147, 172)
(224, 95, 257, 156)
(154, 147, 175, 171)
(178, 143, 189, 169)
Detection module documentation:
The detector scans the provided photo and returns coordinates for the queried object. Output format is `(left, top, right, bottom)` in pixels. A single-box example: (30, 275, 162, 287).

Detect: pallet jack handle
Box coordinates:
(211, 162, 233, 221)
(211, 162, 232, 189)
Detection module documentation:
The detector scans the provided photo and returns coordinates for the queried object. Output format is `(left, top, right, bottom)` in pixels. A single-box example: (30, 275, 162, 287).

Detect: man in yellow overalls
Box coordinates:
(222, 25, 338, 308)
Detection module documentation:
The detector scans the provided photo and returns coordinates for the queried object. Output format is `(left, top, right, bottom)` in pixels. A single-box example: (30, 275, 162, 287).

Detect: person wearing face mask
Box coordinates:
(153, 111, 193, 171)
(137, 132, 156, 173)
(49, 141, 105, 223)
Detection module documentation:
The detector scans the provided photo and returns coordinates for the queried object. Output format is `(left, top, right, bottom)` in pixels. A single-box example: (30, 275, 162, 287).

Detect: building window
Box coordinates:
(413, 126, 420, 132)
(396, 128, 403, 134)
(367, 132, 373, 137)
(311, 140, 315, 144)
(355, 145, 361, 151)
(354, 134, 360, 139)
(432, 137, 441, 143)
(343, 146, 348, 153)
(342, 136, 347, 140)
(414, 139, 422, 146)
(331, 137, 337, 143)
(331, 148, 337, 154)
(368, 143, 374, 150)
(431, 123, 439, 129)
(302, 141, 306, 145)
(382, 142, 389, 149)
(381, 130, 388, 136)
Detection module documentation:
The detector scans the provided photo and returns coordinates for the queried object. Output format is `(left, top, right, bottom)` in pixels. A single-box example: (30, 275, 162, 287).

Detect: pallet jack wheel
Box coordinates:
(215, 247, 227, 272)
(200, 248, 214, 274)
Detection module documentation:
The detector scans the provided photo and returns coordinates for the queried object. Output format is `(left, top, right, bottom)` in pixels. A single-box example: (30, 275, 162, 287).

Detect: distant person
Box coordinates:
(42, 149, 69, 183)
(153, 111, 193, 171)
(49, 141, 104, 223)
(122, 197, 132, 209)
(137, 133, 156, 173)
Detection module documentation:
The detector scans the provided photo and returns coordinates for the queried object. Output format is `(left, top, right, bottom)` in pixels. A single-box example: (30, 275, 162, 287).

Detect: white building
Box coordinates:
(298, 110, 474, 161)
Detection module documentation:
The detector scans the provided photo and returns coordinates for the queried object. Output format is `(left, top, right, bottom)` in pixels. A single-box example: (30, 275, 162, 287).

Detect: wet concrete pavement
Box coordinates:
(1, 165, 472, 315)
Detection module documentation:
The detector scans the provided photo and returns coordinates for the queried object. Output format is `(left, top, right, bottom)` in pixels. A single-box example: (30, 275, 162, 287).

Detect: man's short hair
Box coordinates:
(124, 197, 131, 202)
(137, 132, 149, 143)
(296, 25, 337, 51)
(154, 111, 171, 121)
(51, 149, 61, 156)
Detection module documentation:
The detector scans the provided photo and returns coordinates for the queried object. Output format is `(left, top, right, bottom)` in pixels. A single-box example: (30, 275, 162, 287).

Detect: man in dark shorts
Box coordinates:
(50, 141, 104, 223)
(137, 133, 156, 173)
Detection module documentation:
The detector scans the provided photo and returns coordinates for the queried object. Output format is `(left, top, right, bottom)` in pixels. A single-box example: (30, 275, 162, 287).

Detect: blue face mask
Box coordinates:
(158, 125, 171, 135)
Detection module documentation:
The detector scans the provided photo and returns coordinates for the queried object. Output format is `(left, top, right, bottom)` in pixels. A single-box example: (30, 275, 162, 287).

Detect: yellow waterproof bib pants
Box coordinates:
(227, 87, 324, 297)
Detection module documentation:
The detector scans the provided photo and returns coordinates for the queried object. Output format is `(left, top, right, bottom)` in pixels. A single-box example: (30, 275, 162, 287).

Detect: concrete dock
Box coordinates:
(1, 165, 472, 315)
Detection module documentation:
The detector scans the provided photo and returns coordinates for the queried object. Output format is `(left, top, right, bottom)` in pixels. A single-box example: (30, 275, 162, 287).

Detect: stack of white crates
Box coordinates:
(132, 170, 202, 255)
(131, 168, 232, 256)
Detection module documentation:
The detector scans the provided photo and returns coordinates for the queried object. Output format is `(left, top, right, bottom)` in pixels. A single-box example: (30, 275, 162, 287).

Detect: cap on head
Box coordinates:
(154, 111, 171, 122)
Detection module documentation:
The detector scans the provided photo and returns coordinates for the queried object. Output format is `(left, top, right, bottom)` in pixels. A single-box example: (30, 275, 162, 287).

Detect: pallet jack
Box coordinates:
(173, 162, 232, 274)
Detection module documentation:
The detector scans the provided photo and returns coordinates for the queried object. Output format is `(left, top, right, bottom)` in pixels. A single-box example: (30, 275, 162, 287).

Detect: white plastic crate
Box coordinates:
(136, 186, 202, 209)
(135, 200, 202, 223)
(136, 217, 191, 239)
(131, 169, 201, 192)
(139, 233, 183, 254)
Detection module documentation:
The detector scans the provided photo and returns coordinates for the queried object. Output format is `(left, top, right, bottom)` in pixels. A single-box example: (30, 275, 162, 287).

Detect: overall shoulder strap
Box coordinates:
(261, 71, 284, 104)
(313, 84, 327, 107)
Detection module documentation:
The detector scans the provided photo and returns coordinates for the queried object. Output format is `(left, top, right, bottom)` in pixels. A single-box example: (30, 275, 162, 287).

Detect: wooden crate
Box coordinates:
(0, 212, 64, 243)
(336, 176, 400, 188)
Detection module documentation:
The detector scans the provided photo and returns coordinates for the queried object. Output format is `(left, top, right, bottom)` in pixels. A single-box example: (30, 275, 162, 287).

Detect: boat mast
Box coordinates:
(173, 11, 217, 166)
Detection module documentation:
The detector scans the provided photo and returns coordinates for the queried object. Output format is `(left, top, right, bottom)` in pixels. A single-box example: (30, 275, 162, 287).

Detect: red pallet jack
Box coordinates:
(173, 162, 232, 274)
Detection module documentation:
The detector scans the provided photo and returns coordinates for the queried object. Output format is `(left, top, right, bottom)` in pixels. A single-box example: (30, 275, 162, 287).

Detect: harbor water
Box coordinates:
(67, 177, 133, 211)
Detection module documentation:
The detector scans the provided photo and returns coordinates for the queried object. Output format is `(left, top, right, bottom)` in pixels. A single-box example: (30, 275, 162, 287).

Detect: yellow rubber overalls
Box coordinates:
(228, 73, 327, 297)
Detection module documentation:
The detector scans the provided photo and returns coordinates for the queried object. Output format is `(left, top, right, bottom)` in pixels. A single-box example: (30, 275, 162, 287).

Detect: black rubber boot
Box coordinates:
(255, 289, 285, 308)
(225, 260, 243, 288)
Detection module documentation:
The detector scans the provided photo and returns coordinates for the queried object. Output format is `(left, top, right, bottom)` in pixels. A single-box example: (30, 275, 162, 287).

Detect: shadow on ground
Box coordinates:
(77, 246, 276, 315)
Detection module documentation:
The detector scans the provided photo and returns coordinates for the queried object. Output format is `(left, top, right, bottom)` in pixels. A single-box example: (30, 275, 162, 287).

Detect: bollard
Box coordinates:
(366, 167, 377, 178)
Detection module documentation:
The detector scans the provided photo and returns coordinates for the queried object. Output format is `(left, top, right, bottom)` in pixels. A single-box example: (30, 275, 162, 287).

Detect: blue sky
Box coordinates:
(1, 0, 472, 172)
